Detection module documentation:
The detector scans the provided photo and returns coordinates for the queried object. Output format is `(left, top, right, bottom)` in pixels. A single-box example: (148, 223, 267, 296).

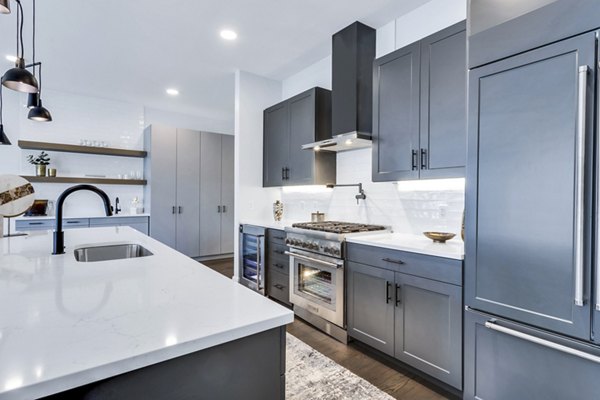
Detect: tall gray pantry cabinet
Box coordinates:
(144, 125, 234, 258)
(464, 1, 600, 399)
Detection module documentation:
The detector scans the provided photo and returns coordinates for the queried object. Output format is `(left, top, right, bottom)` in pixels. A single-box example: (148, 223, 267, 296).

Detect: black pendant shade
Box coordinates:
(0, 0, 9, 14)
(27, 92, 39, 109)
(0, 124, 11, 145)
(28, 99, 52, 122)
(2, 59, 39, 93)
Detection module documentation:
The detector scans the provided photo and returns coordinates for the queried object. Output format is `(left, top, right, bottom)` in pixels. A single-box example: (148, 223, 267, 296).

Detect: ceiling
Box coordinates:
(0, 0, 432, 125)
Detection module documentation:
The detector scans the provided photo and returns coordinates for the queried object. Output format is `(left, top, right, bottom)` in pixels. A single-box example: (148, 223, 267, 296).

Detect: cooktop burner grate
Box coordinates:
(291, 221, 387, 234)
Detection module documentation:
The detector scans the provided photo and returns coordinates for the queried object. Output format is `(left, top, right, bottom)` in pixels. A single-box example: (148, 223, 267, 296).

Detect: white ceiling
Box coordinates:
(0, 0, 432, 124)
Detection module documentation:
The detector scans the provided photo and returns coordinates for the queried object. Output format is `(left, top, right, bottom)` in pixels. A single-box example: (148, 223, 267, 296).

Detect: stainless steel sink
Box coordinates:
(74, 244, 153, 262)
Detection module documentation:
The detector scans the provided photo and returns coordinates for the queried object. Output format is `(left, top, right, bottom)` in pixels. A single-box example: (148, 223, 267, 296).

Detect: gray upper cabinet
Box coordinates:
(372, 42, 420, 182)
(419, 24, 466, 179)
(347, 261, 395, 356)
(465, 32, 596, 340)
(263, 87, 336, 187)
(373, 21, 466, 182)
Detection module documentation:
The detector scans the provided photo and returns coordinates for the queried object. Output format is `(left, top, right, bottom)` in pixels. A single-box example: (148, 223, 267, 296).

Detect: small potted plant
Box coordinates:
(27, 151, 51, 177)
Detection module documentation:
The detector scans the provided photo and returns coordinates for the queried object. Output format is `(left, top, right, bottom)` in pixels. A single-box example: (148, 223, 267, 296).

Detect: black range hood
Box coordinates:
(303, 21, 376, 152)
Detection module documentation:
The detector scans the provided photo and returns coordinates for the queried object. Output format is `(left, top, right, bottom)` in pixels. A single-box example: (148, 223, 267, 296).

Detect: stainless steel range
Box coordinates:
(284, 221, 388, 343)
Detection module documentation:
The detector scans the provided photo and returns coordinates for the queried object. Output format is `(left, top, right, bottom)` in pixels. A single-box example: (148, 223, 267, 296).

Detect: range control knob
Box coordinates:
(333, 248, 341, 256)
(311, 243, 319, 250)
(324, 247, 331, 254)
(301, 242, 309, 248)
(285, 238, 291, 245)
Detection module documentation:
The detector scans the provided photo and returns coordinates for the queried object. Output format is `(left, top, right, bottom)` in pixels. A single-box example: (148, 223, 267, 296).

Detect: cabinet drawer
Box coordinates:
(16, 219, 54, 231)
(267, 229, 287, 245)
(347, 243, 462, 286)
(90, 217, 149, 226)
(268, 253, 289, 275)
(465, 308, 600, 400)
(269, 243, 288, 260)
(267, 270, 291, 306)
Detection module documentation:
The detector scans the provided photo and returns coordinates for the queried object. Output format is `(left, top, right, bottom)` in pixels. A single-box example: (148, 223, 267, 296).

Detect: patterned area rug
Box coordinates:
(286, 334, 395, 400)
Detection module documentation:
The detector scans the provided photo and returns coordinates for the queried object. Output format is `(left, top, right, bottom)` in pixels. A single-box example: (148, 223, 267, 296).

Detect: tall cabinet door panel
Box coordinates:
(200, 132, 223, 256)
(465, 32, 595, 339)
(175, 129, 201, 258)
(220, 135, 235, 254)
(419, 22, 466, 179)
(372, 43, 421, 182)
(395, 273, 462, 389)
(147, 125, 177, 249)
(288, 91, 315, 185)
(347, 262, 395, 356)
(263, 103, 289, 187)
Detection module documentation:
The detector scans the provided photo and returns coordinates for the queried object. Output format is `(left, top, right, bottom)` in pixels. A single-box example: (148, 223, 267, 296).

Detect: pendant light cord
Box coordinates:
(15, 0, 24, 60)
(32, 0, 36, 76)
(0, 84, 3, 125)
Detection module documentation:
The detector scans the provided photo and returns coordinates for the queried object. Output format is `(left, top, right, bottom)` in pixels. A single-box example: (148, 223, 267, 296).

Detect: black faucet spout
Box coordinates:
(53, 184, 112, 255)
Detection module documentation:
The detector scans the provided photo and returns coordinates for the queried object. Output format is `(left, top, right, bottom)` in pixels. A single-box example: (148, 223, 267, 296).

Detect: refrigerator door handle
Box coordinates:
(574, 65, 588, 307)
(485, 321, 600, 364)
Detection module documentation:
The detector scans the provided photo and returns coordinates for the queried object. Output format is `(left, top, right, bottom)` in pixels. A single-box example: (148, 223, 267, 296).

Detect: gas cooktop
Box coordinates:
(291, 221, 387, 234)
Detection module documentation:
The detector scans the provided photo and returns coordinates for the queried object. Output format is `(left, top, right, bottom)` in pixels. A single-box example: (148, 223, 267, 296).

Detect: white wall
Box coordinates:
(233, 70, 282, 279)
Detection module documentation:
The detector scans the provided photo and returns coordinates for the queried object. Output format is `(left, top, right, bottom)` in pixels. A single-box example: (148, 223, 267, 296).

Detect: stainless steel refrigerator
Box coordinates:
(464, 20, 600, 400)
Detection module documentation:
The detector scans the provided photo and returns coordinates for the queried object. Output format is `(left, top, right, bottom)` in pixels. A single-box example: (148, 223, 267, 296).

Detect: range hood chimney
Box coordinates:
(303, 21, 376, 152)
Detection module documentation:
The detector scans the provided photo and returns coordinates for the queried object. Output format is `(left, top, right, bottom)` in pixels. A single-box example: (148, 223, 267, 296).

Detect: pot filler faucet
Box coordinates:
(53, 184, 112, 255)
(326, 183, 367, 204)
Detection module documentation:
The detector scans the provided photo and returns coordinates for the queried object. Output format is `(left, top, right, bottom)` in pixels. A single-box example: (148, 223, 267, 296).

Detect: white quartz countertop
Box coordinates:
(15, 213, 150, 220)
(0, 227, 293, 400)
(346, 232, 464, 260)
(239, 219, 298, 231)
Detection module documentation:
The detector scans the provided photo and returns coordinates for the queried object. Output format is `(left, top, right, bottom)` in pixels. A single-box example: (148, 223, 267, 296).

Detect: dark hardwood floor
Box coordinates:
(200, 258, 451, 400)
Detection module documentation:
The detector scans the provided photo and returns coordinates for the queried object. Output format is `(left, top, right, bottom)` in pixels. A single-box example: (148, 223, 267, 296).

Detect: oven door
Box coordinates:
(287, 249, 345, 327)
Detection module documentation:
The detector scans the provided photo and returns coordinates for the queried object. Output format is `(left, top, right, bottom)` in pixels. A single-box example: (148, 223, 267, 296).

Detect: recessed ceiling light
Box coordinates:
(220, 29, 238, 41)
(5, 55, 18, 63)
(166, 88, 179, 96)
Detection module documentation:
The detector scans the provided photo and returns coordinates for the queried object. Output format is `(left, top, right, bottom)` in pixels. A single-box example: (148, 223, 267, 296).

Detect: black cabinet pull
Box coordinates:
(386, 281, 392, 304)
(420, 148, 428, 169)
(217, 205, 222, 213)
(29, 222, 44, 225)
(273, 263, 284, 269)
(274, 250, 285, 255)
(281, 167, 285, 180)
(273, 236, 285, 240)
(395, 284, 402, 306)
(284, 167, 290, 180)
(274, 284, 285, 290)
(382, 257, 404, 265)
(178, 206, 183, 214)
(66, 221, 81, 224)
(172, 206, 176, 214)
(412, 150, 418, 171)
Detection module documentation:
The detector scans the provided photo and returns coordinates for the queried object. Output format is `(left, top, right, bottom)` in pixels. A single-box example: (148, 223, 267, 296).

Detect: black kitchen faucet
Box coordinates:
(53, 184, 112, 255)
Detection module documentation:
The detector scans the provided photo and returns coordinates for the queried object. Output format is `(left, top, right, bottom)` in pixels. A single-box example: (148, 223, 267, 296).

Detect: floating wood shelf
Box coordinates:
(21, 176, 147, 186)
(18, 140, 147, 158)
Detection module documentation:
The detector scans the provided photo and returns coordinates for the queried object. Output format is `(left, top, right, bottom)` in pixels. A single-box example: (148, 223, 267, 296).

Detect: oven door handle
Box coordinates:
(284, 251, 342, 268)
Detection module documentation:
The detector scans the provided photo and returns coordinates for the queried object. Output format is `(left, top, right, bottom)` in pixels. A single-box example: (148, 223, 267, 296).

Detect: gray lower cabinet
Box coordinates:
(16, 217, 149, 235)
(145, 125, 234, 258)
(266, 229, 291, 306)
(263, 87, 336, 187)
(464, 309, 600, 400)
(373, 21, 466, 182)
(346, 244, 462, 389)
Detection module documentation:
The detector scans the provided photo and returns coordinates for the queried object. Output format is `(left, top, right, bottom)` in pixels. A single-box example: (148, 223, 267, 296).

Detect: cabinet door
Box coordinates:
(176, 129, 201, 257)
(394, 272, 462, 389)
(263, 103, 289, 187)
(465, 309, 600, 400)
(419, 22, 466, 179)
(347, 261, 395, 356)
(200, 132, 223, 256)
(287, 91, 315, 185)
(372, 42, 420, 182)
(466, 32, 595, 339)
(147, 125, 177, 249)
(220, 134, 235, 254)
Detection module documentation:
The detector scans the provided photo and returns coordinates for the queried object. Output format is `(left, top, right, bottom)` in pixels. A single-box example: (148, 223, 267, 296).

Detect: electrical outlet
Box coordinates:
(438, 204, 448, 218)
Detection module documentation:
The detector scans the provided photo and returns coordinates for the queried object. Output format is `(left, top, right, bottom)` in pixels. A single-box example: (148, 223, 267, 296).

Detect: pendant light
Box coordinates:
(2, 0, 38, 93)
(0, 0, 10, 14)
(0, 84, 11, 145)
(27, 0, 50, 122)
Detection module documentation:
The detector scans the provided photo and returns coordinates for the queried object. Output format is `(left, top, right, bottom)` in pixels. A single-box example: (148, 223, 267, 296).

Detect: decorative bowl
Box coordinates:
(423, 232, 456, 243)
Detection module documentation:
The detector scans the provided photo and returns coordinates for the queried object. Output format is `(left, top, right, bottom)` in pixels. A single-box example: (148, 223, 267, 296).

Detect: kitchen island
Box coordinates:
(0, 227, 293, 400)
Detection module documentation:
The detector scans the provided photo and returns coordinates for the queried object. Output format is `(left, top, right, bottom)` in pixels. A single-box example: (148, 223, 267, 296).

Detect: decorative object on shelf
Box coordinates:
(0, 0, 10, 14)
(423, 231, 456, 243)
(130, 196, 144, 215)
(311, 211, 325, 222)
(47, 168, 56, 177)
(273, 200, 283, 221)
(2, 0, 38, 93)
(27, 151, 50, 176)
(0, 174, 35, 237)
(0, 84, 11, 145)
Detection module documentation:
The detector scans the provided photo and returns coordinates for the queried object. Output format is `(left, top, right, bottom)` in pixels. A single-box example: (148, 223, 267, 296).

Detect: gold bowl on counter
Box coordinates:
(423, 232, 456, 243)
